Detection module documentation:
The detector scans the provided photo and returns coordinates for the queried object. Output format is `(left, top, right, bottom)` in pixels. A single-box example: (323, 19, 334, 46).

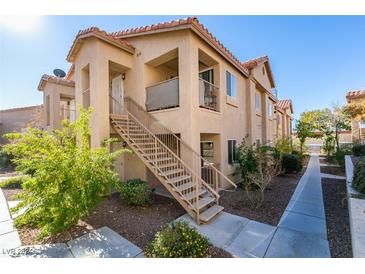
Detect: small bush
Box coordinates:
(275, 137, 292, 154)
(146, 221, 209, 258)
(352, 144, 365, 156)
(281, 153, 301, 173)
(0, 176, 25, 189)
(115, 179, 151, 206)
(0, 151, 13, 168)
(352, 157, 365, 194)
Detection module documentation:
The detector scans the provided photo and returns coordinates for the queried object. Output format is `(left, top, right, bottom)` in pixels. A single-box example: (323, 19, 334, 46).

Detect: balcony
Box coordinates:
(146, 77, 179, 112)
(199, 78, 219, 112)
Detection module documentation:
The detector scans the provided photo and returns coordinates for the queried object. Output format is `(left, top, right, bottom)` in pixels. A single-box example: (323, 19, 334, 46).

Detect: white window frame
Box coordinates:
(255, 93, 260, 112)
(226, 71, 236, 98)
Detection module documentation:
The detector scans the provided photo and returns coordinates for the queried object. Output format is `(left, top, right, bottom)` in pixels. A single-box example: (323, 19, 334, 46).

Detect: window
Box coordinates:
(228, 140, 237, 165)
(262, 67, 265, 75)
(199, 69, 214, 84)
(226, 71, 236, 97)
(255, 93, 260, 111)
(255, 139, 261, 147)
(268, 102, 273, 117)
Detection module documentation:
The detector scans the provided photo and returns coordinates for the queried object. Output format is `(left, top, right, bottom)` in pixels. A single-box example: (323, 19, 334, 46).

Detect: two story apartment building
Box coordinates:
(38, 17, 293, 224)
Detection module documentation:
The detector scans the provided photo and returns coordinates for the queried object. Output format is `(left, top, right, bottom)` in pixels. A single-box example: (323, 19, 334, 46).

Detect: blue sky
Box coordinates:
(1, 16, 365, 119)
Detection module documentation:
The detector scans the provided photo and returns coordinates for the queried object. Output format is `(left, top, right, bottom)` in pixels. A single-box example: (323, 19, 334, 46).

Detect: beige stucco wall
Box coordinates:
(42, 82, 75, 131)
(0, 106, 44, 144)
(347, 97, 365, 142)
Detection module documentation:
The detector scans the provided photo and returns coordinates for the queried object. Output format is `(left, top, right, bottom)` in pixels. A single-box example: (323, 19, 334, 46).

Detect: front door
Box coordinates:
(112, 75, 124, 114)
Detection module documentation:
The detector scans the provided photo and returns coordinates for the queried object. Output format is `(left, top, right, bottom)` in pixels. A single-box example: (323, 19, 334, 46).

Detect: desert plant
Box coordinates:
(114, 178, 151, 206)
(146, 221, 209, 258)
(235, 137, 258, 187)
(322, 134, 336, 156)
(0, 150, 13, 169)
(281, 153, 301, 173)
(1, 107, 127, 239)
(352, 157, 365, 194)
(275, 137, 292, 154)
(0, 175, 27, 189)
(244, 146, 281, 207)
(352, 144, 365, 156)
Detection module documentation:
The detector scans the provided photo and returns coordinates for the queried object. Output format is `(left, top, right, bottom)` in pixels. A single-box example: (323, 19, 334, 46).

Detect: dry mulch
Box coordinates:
(322, 177, 353, 258)
(85, 193, 185, 249)
(320, 166, 346, 177)
(16, 193, 231, 257)
(1, 188, 24, 201)
(220, 172, 302, 226)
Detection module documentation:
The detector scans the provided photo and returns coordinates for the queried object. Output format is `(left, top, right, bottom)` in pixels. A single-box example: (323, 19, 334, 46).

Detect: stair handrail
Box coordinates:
(121, 96, 237, 191)
(110, 108, 220, 204)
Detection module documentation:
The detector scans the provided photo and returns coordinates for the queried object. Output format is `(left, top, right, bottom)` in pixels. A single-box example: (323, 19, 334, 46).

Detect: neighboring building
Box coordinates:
(0, 105, 44, 144)
(346, 90, 365, 143)
(37, 17, 293, 224)
(275, 99, 293, 141)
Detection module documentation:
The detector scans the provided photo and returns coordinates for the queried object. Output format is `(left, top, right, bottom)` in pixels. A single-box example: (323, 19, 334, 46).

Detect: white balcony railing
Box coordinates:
(146, 77, 179, 112)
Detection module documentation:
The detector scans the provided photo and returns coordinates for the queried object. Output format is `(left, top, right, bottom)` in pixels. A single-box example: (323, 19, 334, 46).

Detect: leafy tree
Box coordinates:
(345, 100, 365, 121)
(2, 108, 128, 239)
(295, 111, 318, 154)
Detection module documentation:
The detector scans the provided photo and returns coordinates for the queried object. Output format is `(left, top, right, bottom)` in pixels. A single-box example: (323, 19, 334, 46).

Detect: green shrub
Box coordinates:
(281, 153, 301, 173)
(0, 150, 12, 168)
(334, 148, 352, 167)
(115, 179, 151, 206)
(352, 144, 365, 156)
(0, 176, 25, 189)
(352, 157, 365, 194)
(1, 108, 126, 239)
(146, 221, 209, 258)
(275, 137, 292, 154)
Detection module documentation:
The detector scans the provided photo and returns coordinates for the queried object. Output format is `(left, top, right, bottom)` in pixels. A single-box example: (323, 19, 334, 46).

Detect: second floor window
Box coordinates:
(255, 93, 260, 111)
(226, 71, 236, 98)
(268, 102, 273, 117)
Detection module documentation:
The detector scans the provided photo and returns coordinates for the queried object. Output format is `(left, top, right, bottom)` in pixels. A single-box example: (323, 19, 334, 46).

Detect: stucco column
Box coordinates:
(178, 37, 200, 171)
(47, 88, 61, 130)
(246, 76, 256, 145)
(89, 57, 110, 148)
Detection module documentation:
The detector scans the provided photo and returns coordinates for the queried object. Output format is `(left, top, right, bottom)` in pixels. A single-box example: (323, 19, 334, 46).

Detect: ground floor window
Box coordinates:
(228, 139, 237, 165)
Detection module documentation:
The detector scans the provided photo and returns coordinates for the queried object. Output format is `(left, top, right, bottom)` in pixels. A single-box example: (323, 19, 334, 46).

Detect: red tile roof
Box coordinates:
(241, 55, 268, 70)
(276, 99, 293, 112)
(110, 17, 250, 76)
(346, 90, 365, 100)
(38, 74, 75, 91)
(66, 27, 135, 62)
(0, 105, 43, 113)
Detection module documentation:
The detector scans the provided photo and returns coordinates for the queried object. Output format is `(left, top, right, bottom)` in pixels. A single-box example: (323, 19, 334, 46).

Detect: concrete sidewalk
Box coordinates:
(264, 155, 330, 257)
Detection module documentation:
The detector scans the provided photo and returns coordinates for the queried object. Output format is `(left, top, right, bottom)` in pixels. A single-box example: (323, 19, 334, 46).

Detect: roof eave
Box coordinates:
(66, 32, 135, 63)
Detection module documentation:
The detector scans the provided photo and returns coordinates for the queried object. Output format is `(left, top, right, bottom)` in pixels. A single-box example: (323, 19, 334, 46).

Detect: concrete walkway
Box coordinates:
(264, 155, 330, 257)
(179, 156, 331, 258)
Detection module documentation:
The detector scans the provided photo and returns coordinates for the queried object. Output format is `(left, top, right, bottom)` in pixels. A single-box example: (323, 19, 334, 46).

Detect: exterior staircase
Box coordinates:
(110, 97, 236, 224)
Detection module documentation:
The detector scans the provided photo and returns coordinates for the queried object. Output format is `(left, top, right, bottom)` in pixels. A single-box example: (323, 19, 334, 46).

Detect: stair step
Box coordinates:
(159, 162, 179, 169)
(133, 142, 156, 147)
(170, 174, 191, 184)
(183, 188, 207, 201)
(199, 205, 224, 222)
(190, 197, 215, 211)
(145, 152, 168, 158)
(175, 181, 194, 192)
(159, 168, 185, 177)
(147, 157, 172, 163)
